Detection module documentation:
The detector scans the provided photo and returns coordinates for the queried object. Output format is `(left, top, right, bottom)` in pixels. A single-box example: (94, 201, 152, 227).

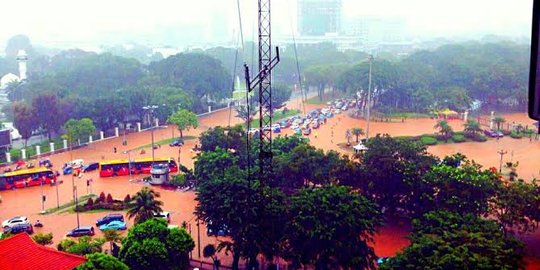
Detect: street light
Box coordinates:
(142, 105, 159, 165)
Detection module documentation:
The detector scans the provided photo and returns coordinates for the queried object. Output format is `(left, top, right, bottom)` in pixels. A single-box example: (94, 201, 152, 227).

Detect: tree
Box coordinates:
(76, 253, 129, 270)
(103, 229, 123, 253)
(493, 179, 540, 235)
(32, 232, 53, 246)
(127, 187, 163, 224)
(32, 93, 63, 140)
(195, 167, 286, 269)
(253, 84, 292, 113)
(283, 185, 381, 269)
(57, 236, 105, 256)
(167, 109, 198, 138)
(351, 127, 364, 143)
(493, 115, 506, 130)
(12, 101, 35, 147)
(63, 118, 97, 145)
(380, 211, 525, 270)
(434, 120, 453, 140)
(463, 119, 481, 138)
(203, 244, 221, 270)
(235, 104, 257, 123)
(119, 218, 195, 270)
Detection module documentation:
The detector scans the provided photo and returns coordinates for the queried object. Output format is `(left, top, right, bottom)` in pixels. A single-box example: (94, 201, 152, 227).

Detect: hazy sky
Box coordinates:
(0, 0, 533, 47)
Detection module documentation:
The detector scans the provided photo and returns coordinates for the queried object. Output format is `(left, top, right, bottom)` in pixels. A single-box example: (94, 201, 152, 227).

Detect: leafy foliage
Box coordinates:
(31, 232, 53, 246)
(167, 109, 198, 138)
(57, 236, 105, 256)
(126, 187, 163, 224)
(76, 253, 129, 270)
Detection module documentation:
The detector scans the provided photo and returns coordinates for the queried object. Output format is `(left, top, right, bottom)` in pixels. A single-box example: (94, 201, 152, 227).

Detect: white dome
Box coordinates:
(0, 73, 20, 90)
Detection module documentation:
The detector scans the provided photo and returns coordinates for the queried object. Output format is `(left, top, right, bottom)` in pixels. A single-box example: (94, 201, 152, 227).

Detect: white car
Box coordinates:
(2, 216, 29, 229)
(291, 124, 299, 130)
(153, 211, 171, 223)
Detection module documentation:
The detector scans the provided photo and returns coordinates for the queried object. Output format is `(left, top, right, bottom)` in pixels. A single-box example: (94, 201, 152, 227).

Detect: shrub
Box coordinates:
(436, 135, 451, 141)
(106, 194, 114, 204)
(420, 136, 438, 146)
(452, 134, 466, 143)
(86, 198, 93, 208)
(510, 132, 522, 139)
(32, 232, 53, 246)
(123, 194, 131, 203)
(98, 192, 106, 203)
(502, 130, 511, 136)
(170, 174, 186, 187)
(472, 134, 488, 142)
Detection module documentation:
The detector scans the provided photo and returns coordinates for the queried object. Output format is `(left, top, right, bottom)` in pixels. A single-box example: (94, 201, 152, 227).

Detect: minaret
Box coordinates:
(16, 50, 27, 81)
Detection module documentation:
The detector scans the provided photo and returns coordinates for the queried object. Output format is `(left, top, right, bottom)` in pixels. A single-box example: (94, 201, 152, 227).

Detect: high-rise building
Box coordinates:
(297, 0, 342, 36)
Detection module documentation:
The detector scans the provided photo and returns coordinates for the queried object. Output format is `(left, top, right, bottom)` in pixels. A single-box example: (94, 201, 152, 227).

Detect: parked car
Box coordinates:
(483, 129, 498, 137)
(272, 124, 281, 133)
(99, 220, 127, 231)
(207, 221, 231, 237)
(62, 166, 73, 175)
(325, 112, 334, 118)
(495, 130, 504, 137)
(5, 223, 33, 235)
(2, 216, 29, 229)
(303, 128, 312, 136)
(96, 213, 124, 226)
(66, 226, 95, 237)
(83, 162, 99, 173)
(279, 120, 289, 129)
(169, 138, 184, 147)
(312, 121, 320, 129)
(294, 128, 302, 135)
(153, 212, 171, 223)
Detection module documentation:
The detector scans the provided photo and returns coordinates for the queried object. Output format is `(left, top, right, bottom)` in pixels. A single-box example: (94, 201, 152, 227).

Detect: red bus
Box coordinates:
(99, 157, 178, 177)
(0, 167, 57, 190)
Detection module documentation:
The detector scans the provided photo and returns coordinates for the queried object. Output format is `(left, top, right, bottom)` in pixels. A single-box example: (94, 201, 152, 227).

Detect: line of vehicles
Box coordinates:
(248, 98, 356, 137)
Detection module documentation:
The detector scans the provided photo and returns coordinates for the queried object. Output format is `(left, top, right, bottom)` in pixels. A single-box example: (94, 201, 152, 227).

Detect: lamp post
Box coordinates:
(366, 54, 373, 140)
(498, 149, 508, 173)
(143, 105, 159, 165)
(74, 186, 80, 228)
(123, 150, 132, 181)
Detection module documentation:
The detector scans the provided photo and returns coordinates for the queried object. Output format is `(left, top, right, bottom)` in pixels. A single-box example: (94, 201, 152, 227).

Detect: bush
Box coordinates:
(123, 194, 131, 203)
(98, 192, 106, 203)
(472, 134, 488, 142)
(106, 194, 114, 204)
(169, 174, 186, 187)
(420, 136, 438, 146)
(510, 132, 522, 139)
(452, 134, 466, 143)
(32, 232, 53, 246)
(502, 130, 511, 136)
(86, 198, 93, 208)
(436, 135, 451, 141)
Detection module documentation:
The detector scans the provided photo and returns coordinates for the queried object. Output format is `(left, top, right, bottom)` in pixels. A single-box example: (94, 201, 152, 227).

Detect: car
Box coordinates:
(483, 129, 498, 137)
(96, 213, 124, 226)
(63, 166, 73, 175)
(495, 130, 504, 137)
(312, 121, 320, 129)
(303, 128, 312, 136)
(291, 123, 299, 130)
(2, 216, 29, 229)
(272, 124, 281, 133)
(83, 162, 99, 173)
(99, 220, 127, 231)
(153, 211, 171, 223)
(333, 109, 342, 114)
(169, 138, 184, 147)
(5, 223, 33, 235)
(66, 226, 95, 237)
(294, 128, 302, 135)
(207, 221, 231, 237)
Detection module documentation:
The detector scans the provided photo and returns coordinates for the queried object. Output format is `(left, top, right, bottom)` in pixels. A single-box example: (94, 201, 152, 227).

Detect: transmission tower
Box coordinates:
(244, 0, 280, 185)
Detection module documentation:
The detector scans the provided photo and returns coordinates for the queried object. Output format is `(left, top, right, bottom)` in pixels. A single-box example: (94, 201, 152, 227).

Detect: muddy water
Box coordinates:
(0, 104, 538, 267)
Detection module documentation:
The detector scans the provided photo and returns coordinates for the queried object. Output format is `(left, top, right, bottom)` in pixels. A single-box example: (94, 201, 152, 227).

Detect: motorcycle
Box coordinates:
(34, 220, 43, 228)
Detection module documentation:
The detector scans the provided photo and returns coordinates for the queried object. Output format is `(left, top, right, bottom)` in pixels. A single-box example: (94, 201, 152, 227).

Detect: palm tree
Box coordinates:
(351, 128, 364, 143)
(463, 120, 481, 138)
(103, 229, 122, 254)
(434, 120, 453, 140)
(493, 116, 506, 130)
(203, 244, 221, 270)
(127, 187, 163, 224)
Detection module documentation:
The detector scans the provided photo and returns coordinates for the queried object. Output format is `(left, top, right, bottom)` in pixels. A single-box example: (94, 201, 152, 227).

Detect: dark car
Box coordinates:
(83, 162, 99, 173)
(66, 226, 95, 237)
(96, 213, 124, 226)
(169, 138, 184, 147)
(62, 166, 73, 175)
(5, 223, 33, 235)
(483, 129, 498, 137)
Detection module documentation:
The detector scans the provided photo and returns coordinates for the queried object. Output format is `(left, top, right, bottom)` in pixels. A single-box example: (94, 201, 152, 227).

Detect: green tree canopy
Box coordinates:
(119, 218, 194, 270)
(126, 187, 164, 224)
(76, 253, 129, 270)
(167, 109, 198, 138)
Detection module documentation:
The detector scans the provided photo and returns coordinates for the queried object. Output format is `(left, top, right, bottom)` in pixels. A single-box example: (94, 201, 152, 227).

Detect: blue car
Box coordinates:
(99, 220, 127, 231)
(63, 166, 73, 175)
(325, 112, 334, 118)
(83, 162, 99, 173)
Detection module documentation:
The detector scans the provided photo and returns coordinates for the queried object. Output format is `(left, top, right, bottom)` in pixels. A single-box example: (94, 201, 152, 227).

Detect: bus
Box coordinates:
(0, 167, 57, 190)
(99, 157, 178, 177)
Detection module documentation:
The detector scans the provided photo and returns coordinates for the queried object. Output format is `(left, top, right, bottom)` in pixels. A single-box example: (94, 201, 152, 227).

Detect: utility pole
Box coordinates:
(40, 177, 45, 213)
(498, 149, 508, 173)
(366, 54, 373, 140)
(74, 186, 80, 228)
(143, 105, 159, 165)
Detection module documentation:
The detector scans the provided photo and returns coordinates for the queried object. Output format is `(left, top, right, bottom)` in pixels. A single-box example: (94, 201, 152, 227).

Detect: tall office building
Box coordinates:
(297, 0, 342, 36)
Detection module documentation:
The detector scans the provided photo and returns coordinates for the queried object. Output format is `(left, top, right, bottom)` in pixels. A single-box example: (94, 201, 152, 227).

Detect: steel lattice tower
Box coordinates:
(258, 0, 273, 184)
